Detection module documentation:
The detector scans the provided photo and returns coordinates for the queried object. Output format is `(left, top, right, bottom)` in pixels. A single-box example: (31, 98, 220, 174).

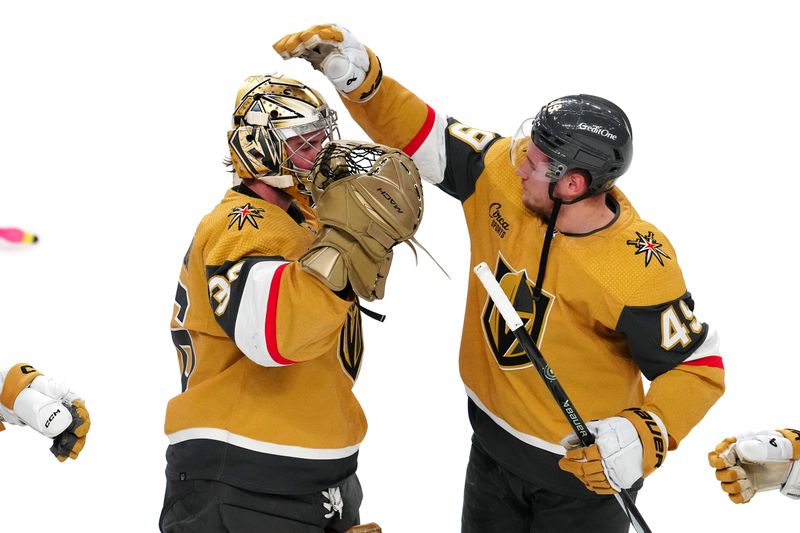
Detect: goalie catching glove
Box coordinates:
(708, 429, 800, 503)
(300, 140, 423, 301)
(0, 363, 90, 461)
(273, 24, 382, 102)
(558, 408, 668, 495)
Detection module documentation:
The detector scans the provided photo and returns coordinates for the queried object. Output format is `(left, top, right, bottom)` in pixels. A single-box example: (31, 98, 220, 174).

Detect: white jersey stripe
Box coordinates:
(465, 386, 566, 455)
(234, 260, 292, 367)
(405, 107, 448, 186)
(167, 427, 360, 460)
(683, 325, 720, 363)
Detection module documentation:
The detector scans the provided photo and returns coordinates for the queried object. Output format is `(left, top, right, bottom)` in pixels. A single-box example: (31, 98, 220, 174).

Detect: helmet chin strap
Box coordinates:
(257, 174, 295, 188)
(533, 194, 562, 302)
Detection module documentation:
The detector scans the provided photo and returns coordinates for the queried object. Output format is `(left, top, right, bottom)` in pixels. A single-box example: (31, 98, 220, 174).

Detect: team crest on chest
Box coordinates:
(338, 304, 364, 381)
(228, 203, 265, 230)
(626, 231, 671, 267)
(481, 254, 556, 369)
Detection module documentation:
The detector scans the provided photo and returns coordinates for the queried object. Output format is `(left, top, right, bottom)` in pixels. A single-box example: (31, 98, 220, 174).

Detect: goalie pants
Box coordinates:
(159, 474, 362, 533)
(462, 437, 639, 533)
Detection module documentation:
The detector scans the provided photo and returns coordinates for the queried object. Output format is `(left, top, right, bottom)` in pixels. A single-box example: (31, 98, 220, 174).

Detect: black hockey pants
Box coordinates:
(159, 474, 362, 532)
(462, 438, 639, 533)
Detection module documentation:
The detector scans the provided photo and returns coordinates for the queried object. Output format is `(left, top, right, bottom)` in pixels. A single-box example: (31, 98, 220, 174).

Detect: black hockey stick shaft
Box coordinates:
(474, 263, 652, 533)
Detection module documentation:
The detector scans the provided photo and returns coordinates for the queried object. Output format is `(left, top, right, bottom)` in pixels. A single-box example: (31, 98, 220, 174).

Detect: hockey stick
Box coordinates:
(473, 262, 653, 533)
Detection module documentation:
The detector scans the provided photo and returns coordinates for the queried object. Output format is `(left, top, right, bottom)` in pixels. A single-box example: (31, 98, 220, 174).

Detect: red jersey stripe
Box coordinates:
(682, 355, 724, 369)
(264, 263, 296, 365)
(402, 104, 436, 156)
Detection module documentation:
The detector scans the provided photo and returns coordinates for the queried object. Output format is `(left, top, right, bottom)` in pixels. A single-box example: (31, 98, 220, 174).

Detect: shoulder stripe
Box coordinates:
(265, 263, 295, 365)
(403, 104, 436, 156)
(682, 356, 724, 369)
(233, 261, 296, 366)
(682, 326, 722, 369)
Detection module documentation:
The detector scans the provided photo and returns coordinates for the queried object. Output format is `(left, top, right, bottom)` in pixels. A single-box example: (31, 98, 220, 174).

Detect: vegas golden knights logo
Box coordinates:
(481, 254, 555, 369)
(338, 304, 364, 381)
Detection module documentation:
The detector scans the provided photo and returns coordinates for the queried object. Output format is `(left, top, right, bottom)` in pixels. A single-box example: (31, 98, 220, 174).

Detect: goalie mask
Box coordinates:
(227, 74, 339, 194)
(510, 94, 632, 202)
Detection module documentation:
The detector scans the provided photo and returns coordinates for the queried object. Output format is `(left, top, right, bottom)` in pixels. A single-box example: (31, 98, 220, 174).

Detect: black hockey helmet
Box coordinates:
(530, 94, 632, 196)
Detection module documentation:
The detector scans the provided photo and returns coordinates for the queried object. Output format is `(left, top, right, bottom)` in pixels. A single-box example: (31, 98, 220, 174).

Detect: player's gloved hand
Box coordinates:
(273, 24, 382, 102)
(300, 141, 423, 301)
(708, 429, 800, 503)
(558, 409, 668, 495)
(0, 363, 90, 461)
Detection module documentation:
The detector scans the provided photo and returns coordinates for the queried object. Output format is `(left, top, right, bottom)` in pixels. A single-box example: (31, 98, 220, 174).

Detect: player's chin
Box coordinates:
(522, 197, 549, 218)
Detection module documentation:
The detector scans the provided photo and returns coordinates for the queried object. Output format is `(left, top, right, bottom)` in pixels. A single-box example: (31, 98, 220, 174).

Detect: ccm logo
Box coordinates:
(627, 408, 666, 468)
(44, 409, 61, 429)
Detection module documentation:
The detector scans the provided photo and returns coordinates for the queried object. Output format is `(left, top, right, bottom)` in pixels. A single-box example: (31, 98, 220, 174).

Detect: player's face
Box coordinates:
(285, 129, 326, 171)
(516, 141, 555, 216)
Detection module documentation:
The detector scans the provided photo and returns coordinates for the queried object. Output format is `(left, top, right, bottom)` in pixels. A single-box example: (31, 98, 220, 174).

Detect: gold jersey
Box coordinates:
(341, 77, 724, 490)
(164, 185, 366, 493)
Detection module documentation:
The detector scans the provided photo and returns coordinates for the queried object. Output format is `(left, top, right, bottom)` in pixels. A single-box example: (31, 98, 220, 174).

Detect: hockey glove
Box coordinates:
(300, 141, 423, 301)
(345, 524, 382, 533)
(558, 408, 668, 495)
(273, 24, 382, 102)
(0, 363, 90, 461)
(708, 429, 800, 503)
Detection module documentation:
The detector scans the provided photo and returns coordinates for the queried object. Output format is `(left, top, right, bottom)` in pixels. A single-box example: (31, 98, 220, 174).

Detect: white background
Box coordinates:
(1, 1, 798, 531)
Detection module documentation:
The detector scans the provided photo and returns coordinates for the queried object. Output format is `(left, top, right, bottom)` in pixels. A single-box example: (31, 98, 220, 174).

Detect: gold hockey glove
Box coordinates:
(300, 141, 423, 301)
(0, 363, 90, 461)
(559, 408, 668, 495)
(709, 429, 800, 503)
(345, 523, 382, 533)
(273, 24, 382, 102)
(51, 399, 90, 461)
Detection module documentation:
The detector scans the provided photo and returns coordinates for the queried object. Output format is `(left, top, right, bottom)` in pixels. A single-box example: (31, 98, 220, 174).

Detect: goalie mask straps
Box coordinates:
(356, 300, 386, 322)
(533, 198, 562, 301)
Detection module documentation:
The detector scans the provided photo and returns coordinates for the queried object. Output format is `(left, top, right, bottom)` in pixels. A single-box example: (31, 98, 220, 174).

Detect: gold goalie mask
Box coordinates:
(300, 140, 424, 301)
(227, 74, 339, 194)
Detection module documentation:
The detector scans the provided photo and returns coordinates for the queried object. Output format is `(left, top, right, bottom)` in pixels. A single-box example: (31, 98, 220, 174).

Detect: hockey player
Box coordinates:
(0, 362, 90, 461)
(275, 25, 726, 532)
(709, 428, 800, 503)
(160, 74, 421, 532)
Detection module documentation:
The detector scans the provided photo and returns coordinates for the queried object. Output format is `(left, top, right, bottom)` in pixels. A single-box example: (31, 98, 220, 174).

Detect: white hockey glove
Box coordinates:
(0, 363, 91, 461)
(558, 409, 668, 495)
(273, 24, 383, 102)
(708, 429, 800, 503)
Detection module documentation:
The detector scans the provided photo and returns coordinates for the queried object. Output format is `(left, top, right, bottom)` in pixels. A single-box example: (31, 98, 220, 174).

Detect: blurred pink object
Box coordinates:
(0, 227, 38, 244)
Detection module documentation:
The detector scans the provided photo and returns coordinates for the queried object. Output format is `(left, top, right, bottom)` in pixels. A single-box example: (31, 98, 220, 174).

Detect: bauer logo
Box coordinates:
(481, 253, 556, 369)
(489, 203, 510, 238)
(577, 123, 618, 140)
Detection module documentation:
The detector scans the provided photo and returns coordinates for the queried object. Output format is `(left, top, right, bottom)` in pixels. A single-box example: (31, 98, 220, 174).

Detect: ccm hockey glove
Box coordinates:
(273, 24, 382, 102)
(558, 408, 668, 495)
(708, 429, 800, 503)
(0, 363, 90, 461)
(300, 141, 423, 301)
